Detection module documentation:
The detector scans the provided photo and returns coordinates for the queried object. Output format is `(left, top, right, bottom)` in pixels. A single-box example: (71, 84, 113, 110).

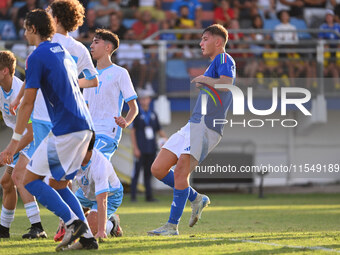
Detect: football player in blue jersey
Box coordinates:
(148, 24, 236, 236)
(0, 9, 98, 251)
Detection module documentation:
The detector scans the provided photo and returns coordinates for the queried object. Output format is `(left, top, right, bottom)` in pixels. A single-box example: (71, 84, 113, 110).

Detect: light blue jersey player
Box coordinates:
(148, 24, 236, 236)
(0, 51, 37, 239)
(0, 10, 97, 251)
(84, 29, 138, 160)
(75, 139, 123, 239)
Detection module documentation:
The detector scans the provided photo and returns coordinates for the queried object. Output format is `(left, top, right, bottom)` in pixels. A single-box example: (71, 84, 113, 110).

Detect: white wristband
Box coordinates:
(12, 132, 22, 141)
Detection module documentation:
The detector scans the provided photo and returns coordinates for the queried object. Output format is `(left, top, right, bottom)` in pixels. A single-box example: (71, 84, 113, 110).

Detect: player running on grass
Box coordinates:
(148, 24, 236, 236)
(0, 9, 97, 251)
(0, 51, 42, 239)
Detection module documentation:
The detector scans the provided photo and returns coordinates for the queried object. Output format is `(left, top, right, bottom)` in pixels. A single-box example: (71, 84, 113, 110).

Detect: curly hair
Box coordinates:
(0, 51, 16, 76)
(25, 9, 56, 40)
(48, 0, 85, 32)
(94, 29, 119, 54)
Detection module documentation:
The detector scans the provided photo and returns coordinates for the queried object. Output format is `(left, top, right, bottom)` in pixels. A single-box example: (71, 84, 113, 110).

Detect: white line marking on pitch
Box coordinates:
(229, 238, 340, 253)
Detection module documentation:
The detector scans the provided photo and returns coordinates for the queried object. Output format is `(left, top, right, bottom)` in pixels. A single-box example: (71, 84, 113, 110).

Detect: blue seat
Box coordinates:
(291, 17, 312, 39)
(166, 59, 189, 79)
(122, 19, 137, 29)
(263, 18, 280, 31)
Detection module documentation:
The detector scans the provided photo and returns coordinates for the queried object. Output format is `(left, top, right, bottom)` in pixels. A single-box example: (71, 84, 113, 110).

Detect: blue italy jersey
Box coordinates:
(319, 23, 340, 39)
(25, 41, 94, 136)
(190, 52, 236, 136)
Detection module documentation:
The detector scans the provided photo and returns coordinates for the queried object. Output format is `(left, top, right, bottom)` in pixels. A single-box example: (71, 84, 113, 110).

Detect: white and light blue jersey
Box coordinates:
(75, 149, 123, 201)
(83, 64, 137, 143)
(25, 41, 93, 136)
(0, 76, 23, 130)
(31, 33, 98, 124)
(190, 52, 236, 136)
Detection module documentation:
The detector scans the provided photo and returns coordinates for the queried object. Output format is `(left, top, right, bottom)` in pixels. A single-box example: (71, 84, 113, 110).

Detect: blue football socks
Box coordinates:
(25, 180, 77, 225)
(160, 170, 198, 202)
(168, 187, 189, 225)
(56, 187, 85, 221)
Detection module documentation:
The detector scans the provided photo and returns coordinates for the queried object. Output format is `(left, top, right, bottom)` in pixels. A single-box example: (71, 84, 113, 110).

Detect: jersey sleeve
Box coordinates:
(119, 68, 137, 102)
(217, 54, 236, 79)
(25, 54, 42, 89)
(77, 46, 98, 80)
(93, 159, 110, 196)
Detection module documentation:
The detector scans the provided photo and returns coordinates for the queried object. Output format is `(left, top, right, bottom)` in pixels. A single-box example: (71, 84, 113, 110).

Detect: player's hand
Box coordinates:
(114, 116, 128, 128)
(95, 230, 107, 239)
(134, 147, 141, 158)
(9, 97, 20, 115)
(0, 140, 19, 165)
(191, 75, 206, 88)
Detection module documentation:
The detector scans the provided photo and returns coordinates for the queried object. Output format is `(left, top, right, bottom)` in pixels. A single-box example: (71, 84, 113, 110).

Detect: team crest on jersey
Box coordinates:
(50, 46, 64, 54)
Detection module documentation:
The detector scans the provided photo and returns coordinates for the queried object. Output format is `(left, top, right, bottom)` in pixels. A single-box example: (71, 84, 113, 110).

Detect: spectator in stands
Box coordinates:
(171, 0, 202, 28)
(318, 9, 340, 40)
(274, 10, 298, 45)
(233, 0, 258, 28)
(132, 9, 158, 40)
(159, 19, 177, 56)
(109, 13, 127, 39)
(275, 0, 304, 18)
(330, 0, 340, 23)
(117, 29, 147, 92)
(244, 15, 265, 82)
(16, 0, 39, 39)
(78, 8, 100, 42)
(259, 43, 284, 88)
(257, 0, 276, 19)
(119, 0, 139, 19)
(303, 0, 327, 28)
(214, 0, 236, 27)
(94, 0, 121, 28)
(323, 44, 340, 90)
(138, 0, 165, 22)
(0, 0, 12, 20)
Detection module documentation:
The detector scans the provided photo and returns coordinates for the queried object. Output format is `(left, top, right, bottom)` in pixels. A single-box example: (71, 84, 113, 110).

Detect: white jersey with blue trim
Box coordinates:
(75, 149, 122, 201)
(83, 64, 137, 143)
(0, 76, 23, 130)
(31, 33, 98, 123)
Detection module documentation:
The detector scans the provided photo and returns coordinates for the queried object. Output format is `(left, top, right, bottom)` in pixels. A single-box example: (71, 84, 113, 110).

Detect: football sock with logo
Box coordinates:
(25, 180, 77, 225)
(160, 170, 198, 202)
(168, 187, 189, 225)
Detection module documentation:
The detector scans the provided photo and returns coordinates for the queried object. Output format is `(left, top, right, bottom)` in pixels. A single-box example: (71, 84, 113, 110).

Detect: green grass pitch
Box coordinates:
(1, 193, 340, 254)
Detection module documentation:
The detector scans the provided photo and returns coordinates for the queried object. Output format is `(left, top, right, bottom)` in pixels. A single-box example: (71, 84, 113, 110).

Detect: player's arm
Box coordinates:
(191, 75, 233, 92)
(95, 191, 108, 239)
(9, 81, 26, 115)
(0, 88, 37, 164)
(15, 122, 33, 153)
(115, 99, 139, 128)
(78, 76, 99, 88)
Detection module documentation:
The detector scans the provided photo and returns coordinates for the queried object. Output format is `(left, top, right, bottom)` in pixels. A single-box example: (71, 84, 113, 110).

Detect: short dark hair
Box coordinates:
(88, 131, 96, 151)
(203, 24, 228, 45)
(94, 28, 119, 54)
(48, 0, 85, 32)
(0, 51, 16, 76)
(25, 9, 55, 40)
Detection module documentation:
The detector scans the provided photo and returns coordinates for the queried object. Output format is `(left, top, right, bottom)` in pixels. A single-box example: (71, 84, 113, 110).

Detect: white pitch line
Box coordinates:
(229, 238, 340, 253)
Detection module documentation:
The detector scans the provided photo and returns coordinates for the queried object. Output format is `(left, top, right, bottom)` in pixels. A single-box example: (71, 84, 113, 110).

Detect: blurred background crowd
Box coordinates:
(0, 0, 340, 95)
